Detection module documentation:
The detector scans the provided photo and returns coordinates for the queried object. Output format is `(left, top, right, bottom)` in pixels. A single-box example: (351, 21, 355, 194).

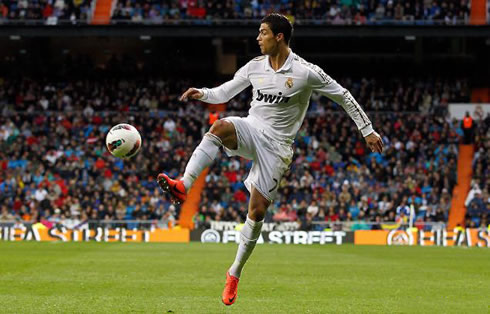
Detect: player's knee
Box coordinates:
(210, 120, 237, 149)
(248, 202, 268, 221)
(209, 119, 233, 138)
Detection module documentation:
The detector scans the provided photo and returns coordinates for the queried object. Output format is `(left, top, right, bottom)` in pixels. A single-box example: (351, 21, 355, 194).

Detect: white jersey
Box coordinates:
(199, 49, 373, 145)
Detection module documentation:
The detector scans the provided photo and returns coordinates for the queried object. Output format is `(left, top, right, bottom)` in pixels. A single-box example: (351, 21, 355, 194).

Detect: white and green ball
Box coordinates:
(106, 123, 142, 159)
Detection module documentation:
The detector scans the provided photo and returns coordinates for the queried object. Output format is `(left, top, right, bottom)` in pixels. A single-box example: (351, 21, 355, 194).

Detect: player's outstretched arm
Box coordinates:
(180, 88, 203, 101)
(180, 63, 251, 104)
(307, 65, 383, 153)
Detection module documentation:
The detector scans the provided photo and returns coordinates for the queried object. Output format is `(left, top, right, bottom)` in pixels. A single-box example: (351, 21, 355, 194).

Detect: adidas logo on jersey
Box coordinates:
(256, 90, 291, 104)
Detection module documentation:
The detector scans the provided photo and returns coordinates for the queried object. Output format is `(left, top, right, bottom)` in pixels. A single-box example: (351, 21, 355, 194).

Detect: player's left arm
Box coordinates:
(180, 63, 251, 104)
(308, 67, 383, 153)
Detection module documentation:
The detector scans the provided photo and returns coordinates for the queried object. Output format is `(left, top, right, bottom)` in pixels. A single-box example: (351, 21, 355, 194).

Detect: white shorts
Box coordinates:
(222, 116, 293, 202)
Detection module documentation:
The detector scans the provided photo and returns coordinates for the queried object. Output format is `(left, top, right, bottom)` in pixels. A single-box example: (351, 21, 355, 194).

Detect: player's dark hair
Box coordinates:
(261, 13, 293, 44)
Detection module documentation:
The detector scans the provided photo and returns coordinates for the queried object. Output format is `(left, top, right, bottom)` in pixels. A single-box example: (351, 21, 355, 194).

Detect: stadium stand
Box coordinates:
(0, 2, 488, 232)
(111, 0, 472, 25)
(1, 74, 486, 231)
(0, 0, 93, 23)
(0, 0, 476, 25)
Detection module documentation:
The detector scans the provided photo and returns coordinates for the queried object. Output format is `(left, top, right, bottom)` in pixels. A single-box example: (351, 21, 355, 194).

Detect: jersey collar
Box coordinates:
(264, 49, 294, 73)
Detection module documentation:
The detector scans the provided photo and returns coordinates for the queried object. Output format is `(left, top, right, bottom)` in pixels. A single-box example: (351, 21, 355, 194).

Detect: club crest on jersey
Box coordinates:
(256, 90, 291, 104)
(285, 77, 294, 89)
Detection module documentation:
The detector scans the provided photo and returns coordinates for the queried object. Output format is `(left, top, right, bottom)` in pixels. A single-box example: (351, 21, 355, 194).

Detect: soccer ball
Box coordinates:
(106, 123, 142, 159)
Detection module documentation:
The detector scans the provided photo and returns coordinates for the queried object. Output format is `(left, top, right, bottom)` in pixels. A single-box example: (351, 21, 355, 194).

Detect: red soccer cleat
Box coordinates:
(222, 272, 239, 306)
(156, 173, 187, 205)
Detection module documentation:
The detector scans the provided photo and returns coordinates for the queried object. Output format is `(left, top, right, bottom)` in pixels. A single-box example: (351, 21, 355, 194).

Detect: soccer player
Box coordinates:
(157, 13, 383, 306)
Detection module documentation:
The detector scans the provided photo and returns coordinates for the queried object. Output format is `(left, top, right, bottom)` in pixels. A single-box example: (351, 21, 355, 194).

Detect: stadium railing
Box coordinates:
(108, 18, 472, 26)
(0, 220, 449, 232)
(0, 18, 474, 26)
(0, 18, 91, 26)
(310, 221, 447, 232)
(1, 109, 421, 117)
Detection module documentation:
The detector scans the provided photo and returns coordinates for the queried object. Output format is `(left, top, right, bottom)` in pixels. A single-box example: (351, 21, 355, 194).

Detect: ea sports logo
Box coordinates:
(387, 230, 414, 245)
(201, 229, 221, 243)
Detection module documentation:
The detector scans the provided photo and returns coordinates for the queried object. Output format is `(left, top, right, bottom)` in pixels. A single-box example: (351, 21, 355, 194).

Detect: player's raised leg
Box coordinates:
(222, 187, 269, 306)
(157, 119, 237, 204)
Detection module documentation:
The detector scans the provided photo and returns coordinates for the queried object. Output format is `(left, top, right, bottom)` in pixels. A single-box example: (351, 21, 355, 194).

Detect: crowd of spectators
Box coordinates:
(112, 0, 471, 25)
(0, 76, 470, 114)
(197, 111, 485, 231)
(1, 75, 487, 231)
(0, 0, 474, 25)
(464, 110, 490, 229)
(0, 0, 93, 23)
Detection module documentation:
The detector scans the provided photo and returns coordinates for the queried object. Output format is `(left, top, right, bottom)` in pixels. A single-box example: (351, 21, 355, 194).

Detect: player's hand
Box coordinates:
(179, 88, 203, 101)
(365, 131, 384, 153)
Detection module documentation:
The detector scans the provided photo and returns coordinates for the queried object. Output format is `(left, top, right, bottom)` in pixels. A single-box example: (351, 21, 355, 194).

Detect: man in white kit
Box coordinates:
(157, 13, 384, 306)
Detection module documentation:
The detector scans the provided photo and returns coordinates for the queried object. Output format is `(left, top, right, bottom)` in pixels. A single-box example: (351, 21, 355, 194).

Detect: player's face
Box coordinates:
(257, 23, 279, 55)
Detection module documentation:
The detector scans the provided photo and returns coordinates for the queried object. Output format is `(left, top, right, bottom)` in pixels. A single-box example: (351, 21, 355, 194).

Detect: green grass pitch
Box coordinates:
(0, 242, 488, 313)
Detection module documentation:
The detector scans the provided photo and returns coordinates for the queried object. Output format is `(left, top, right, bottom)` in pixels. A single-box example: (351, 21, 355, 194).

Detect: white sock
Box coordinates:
(228, 216, 264, 278)
(182, 132, 222, 191)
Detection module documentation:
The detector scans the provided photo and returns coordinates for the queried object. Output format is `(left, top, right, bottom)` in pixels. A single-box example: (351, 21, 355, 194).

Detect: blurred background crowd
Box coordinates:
(0, 1, 488, 232)
(0, 0, 93, 22)
(0, 74, 488, 230)
(112, 0, 472, 25)
(0, 0, 476, 25)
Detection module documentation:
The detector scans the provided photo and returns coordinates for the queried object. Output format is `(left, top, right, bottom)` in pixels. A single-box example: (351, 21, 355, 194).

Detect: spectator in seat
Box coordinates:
(461, 111, 474, 144)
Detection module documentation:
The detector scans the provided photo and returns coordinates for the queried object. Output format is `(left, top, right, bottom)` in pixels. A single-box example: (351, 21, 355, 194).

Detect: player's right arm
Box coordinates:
(180, 63, 251, 104)
(307, 65, 383, 153)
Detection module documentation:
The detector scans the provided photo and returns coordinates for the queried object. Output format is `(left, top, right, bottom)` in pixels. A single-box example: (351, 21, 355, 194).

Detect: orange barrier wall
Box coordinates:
(354, 230, 387, 245)
(91, 0, 113, 25)
(448, 145, 475, 228)
(178, 168, 208, 229)
(470, 0, 488, 25)
(1, 226, 190, 243)
(353, 229, 489, 247)
(471, 88, 490, 103)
